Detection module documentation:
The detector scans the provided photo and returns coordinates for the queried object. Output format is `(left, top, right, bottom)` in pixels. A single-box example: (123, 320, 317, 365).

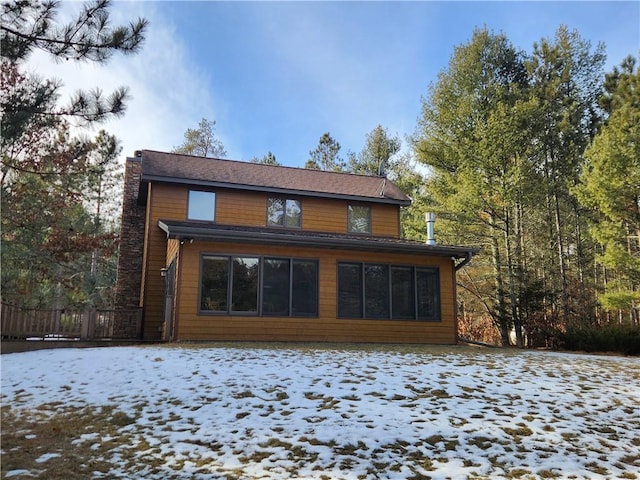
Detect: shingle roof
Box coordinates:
(138, 150, 411, 205)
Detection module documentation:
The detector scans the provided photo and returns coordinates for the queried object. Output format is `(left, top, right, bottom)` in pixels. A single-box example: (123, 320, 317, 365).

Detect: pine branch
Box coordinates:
(1, 0, 148, 62)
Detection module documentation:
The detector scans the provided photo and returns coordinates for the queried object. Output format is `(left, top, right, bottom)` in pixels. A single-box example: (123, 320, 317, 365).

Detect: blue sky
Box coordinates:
(33, 1, 639, 168)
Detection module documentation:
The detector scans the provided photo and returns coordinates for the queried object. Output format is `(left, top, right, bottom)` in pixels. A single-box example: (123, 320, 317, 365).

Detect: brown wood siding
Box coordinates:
(141, 184, 187, 339)
(301, 197, 347, 232)
(372, 203, 401, 237)
(166, 239, 180, 264)
(174, 241, 456, 344)
(216, 190, 266, 226)
(153, 185, 401, 235)
(301, 197, 400, 237)
(142, 184, 404, 339)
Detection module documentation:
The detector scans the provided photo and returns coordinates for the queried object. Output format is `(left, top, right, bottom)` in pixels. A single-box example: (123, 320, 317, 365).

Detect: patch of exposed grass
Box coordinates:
(333, 441, 368, 456)
(504, 467, 532, 478)
(537, 469, 561, 478)
(585, 462, 609, 475)
(1, 403, 138, 480)
(618, 453, 640, 467)
(232, 390, 254, 399)
(468, 436, 494, 450)
(620, 473, 638, 480)
(502, 425, 534, 437)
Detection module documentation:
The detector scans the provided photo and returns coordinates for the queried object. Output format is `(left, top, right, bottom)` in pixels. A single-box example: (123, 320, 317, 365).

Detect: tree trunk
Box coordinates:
(553, 189, 570, 322)
(504, 207, 523, 347)
(490, 215, 510, 346)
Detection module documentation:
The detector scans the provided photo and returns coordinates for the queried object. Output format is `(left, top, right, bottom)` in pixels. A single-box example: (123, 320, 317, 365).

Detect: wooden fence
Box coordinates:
(1, 302, 142, 341)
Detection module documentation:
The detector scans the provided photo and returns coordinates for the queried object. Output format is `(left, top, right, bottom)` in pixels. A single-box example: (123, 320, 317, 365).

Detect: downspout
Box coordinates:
(453, 251, 474, 345)
(454, 252, 475, 271)
(452, 257, 459, 344)
(173, 241, 183, 342)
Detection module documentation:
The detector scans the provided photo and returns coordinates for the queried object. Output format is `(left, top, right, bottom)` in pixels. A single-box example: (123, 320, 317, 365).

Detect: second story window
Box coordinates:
(188, 191, 216, 221)
(267, 198, 301, 228)
(348, 205, 371, 234)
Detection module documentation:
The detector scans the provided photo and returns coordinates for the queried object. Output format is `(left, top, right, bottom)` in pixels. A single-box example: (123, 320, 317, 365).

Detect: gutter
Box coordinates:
(158, 220, 478, 260)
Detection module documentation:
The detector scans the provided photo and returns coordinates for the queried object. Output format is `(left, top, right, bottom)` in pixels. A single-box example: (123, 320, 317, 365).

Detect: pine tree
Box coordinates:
(1, 0, 148, 146)
(306, 132, 345, 171)
(348, 125, 401, 176)
(1, 0, 147, 308)
(251, 152, 280, 165)
(172, 118, 227, 158)
(416, 27, 532, 346)
(575, 56, 640, 324)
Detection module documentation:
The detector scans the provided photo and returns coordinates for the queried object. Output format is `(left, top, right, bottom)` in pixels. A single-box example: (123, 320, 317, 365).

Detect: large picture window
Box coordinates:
(231, 257, 259, 313)
(416, 268, 439, 321)
(267, 198, 301, 228)
(200, 256, 228, 312)
(391, 266, 414, 320)
(364, 264, 389, 319)
(292, 260, 319, 316)
(188, 191, 216, 221)
(337, 262, 440, 321)
(262, 258, 290, 315)
(337, 263, 362, 317)
(200, 255, 318, 317)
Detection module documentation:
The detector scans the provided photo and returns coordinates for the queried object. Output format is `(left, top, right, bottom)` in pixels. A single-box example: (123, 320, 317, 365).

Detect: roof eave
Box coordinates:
(158, 221, 477, 259)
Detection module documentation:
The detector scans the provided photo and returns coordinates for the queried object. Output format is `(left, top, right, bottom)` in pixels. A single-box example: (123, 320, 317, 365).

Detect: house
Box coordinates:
(114, 150, 476, 343)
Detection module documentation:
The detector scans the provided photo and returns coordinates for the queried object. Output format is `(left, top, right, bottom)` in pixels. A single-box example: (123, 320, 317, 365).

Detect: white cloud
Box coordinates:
(25, 1, 216, 162)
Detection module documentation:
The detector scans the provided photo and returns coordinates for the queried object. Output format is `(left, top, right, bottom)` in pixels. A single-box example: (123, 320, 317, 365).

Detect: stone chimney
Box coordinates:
(113, 155, 145, 337)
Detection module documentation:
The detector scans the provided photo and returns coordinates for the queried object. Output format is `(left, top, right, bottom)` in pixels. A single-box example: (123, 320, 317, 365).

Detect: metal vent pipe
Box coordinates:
(425, 212, 436, 245)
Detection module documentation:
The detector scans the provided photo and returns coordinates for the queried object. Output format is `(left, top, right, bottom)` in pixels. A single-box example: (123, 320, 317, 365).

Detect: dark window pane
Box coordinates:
(232, 257, 259, 313)
(292, 260, 318, 316)
(391, 266, 415, 320)
(417, 268, 440, 321)
(188, 191, 215, 221)
(267, 198, 284, 226)
(338, 263, 362, 317)
(200, 256, 228, 311)
(348, 205, 371, 233)
(284, 199, 301, 228)
(263, 258, 290, 316)
(364, 264, 389, 319)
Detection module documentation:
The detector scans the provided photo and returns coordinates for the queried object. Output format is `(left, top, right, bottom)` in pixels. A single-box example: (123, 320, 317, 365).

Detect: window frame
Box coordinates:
(337, 262, 363, 318)
(337, 261, 441, 322)
(230, 256, 260, 314)
(187, 190, 216, 222)
(199, 255, 230, 313)
(199, 254, 318, 318)
(267, 197, 302, 229)
(262, 257, 291, 316)
(391, 266, 416, 320)
(291, 259, 319, 317)
(364, 263, 390, 319)
(347, 204, 372, 234)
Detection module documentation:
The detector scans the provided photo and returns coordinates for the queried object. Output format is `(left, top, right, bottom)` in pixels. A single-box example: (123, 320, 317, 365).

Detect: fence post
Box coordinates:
(80, 310, 89, 340)
(80, 309, 96, 340)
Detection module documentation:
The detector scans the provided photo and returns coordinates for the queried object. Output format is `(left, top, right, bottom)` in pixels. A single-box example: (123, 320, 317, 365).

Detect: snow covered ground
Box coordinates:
(2, 344, 639, 479)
